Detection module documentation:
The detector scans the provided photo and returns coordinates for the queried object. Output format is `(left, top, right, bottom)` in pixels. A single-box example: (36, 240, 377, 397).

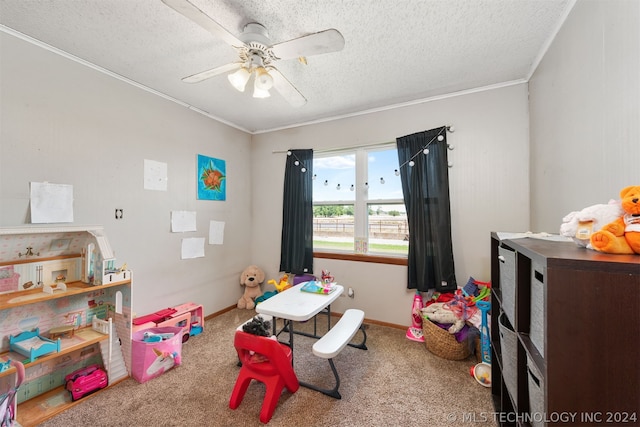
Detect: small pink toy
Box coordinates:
(321, 270, 334, 284)
(406, 291, 425, 342)
(65, 364, 108, 401)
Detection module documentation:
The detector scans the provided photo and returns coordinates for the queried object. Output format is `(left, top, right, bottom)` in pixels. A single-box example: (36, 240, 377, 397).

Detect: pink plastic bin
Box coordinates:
(131, 326, 183, 383)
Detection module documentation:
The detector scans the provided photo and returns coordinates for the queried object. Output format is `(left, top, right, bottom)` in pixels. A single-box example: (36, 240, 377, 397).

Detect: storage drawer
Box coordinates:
(498, 246, 516, 325)
(530, 261, 545, 355)
(527, 355, 545, 427)
(498, 312, 517, 401)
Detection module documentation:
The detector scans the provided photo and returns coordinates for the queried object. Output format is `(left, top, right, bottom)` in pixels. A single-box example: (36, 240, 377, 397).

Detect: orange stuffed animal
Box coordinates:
(590, 185, 640, 255)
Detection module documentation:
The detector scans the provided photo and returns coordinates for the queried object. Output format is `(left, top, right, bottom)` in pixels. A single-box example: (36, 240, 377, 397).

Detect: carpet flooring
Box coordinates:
(38, 308, 497, 427)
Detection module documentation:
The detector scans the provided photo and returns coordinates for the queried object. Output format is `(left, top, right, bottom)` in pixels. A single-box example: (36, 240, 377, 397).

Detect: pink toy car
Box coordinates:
(65, 364, 108, 401)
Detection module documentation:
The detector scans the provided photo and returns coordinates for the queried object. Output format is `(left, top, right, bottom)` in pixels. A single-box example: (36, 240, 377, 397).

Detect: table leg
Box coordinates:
(288, 320, 295, 363)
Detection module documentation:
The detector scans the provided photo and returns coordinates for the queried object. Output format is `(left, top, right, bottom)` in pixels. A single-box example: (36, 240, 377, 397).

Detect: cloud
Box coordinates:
(314, 155, 355, 170)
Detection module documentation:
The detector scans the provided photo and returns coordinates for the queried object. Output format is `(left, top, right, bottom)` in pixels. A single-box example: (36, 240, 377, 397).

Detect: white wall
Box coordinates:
(251, 84, 531, 325)
(7, 0, 629, 326)
(0, 33, 253, 317)
(529, 0, 640, 231)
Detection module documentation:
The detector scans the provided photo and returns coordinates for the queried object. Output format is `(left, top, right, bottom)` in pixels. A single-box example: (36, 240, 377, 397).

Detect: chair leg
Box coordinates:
(259, 377, 286, 424)
(229, 372, 252, 409)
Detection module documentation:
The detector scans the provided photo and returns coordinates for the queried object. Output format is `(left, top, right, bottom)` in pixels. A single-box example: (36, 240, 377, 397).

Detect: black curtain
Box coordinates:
(279, 149, 314, 275)
(397, 127, 456, 292)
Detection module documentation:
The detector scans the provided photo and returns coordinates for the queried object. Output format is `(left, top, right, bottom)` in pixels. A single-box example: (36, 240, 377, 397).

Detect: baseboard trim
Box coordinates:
(204, 304, 237, 321)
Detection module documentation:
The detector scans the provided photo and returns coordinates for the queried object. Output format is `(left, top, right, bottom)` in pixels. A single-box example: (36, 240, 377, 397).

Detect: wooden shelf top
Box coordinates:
(0, 279, 130, 310)
(494, 235, 639, 272)
(16, 375, 128, 427)
(0, 327, 108, 374)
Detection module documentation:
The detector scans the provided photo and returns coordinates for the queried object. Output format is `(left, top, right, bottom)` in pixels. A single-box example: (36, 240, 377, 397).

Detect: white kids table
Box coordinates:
(255, 283, 344, 355)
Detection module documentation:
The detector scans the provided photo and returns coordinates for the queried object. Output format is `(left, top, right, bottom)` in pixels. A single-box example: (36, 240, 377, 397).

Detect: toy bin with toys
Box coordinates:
(132, 302, 204, 343)
(131, 326, 183, 384)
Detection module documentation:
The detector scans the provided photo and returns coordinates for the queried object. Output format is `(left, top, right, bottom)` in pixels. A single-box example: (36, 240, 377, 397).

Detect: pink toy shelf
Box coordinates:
(132, 302, 203, 343)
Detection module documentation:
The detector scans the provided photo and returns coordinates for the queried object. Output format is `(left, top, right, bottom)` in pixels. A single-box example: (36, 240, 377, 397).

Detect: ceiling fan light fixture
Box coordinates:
(254, 66, 274, 90)
(253, 83, 271, 99)
(227, 67, 251, 92)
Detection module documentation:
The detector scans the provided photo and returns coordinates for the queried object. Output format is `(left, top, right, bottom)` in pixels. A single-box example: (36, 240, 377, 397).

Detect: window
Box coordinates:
(312, 144, 408, 257)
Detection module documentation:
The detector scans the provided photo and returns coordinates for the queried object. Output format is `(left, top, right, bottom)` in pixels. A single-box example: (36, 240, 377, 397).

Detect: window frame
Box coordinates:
(312, 143, 408, 265)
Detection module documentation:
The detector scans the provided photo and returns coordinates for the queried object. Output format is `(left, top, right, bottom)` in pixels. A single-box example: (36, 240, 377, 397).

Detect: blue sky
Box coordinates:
(312, 148, 405, 211)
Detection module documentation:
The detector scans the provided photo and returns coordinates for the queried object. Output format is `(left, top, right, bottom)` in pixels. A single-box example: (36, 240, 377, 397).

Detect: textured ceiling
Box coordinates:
(0, 0, 573, 133)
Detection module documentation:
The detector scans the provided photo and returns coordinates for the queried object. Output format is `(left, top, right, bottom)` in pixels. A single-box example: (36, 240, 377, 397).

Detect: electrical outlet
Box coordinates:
(115, 209, 123, 219)
(348, 287, 355, 298)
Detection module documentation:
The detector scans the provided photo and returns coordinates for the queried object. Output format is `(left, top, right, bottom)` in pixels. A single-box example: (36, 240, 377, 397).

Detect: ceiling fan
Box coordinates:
(161, 0, 345, 107)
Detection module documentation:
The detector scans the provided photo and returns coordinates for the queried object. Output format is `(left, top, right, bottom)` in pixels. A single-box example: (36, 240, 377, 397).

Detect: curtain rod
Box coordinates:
(271, 125, 454, 154)
(272, 141, 393, 154)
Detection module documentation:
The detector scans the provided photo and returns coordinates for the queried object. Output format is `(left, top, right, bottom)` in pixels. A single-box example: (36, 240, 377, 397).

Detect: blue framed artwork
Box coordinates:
(197, 154, 226, 201)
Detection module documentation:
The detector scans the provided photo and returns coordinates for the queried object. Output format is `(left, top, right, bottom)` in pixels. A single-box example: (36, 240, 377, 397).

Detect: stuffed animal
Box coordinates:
(560, 199, 624, 248)
(590, 186, 640, 255)
(238, 265, 266, 310)
(421, 303, 465, 334)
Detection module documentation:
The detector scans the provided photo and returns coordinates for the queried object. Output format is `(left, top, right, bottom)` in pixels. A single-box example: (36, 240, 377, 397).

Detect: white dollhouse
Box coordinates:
(0, 225, 132, 425)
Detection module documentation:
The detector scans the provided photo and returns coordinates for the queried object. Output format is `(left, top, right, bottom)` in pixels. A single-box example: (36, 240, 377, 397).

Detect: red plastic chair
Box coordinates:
(229, 331, 299, 424)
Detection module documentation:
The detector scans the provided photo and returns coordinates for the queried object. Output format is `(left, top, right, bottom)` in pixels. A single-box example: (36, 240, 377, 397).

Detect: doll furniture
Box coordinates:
(0, 265, 20, 293)
(9, 328, 61, 363)
(229, 331, 299, 423)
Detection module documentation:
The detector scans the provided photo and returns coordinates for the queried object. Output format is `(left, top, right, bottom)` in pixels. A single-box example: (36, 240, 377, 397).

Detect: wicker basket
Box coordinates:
(422, 318, 471, 360)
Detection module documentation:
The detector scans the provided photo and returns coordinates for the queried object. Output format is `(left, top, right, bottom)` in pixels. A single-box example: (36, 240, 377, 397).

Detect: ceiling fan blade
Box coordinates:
(269, 67, 307, 107)
(182, 62, 241, 83)
(161, 0, 245, 48)
(271, 29, 345, 60)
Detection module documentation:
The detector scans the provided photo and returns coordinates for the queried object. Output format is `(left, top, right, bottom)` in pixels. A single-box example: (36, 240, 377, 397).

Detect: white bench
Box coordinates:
(301, 309, 367, 399)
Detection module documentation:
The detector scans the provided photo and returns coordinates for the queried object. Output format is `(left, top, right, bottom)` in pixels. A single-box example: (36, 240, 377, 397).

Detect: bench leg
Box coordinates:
(299, 358, 342, 399)
(347, 325, 368, 351)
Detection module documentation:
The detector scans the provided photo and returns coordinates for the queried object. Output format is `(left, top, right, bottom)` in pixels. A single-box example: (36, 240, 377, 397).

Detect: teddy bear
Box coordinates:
(238, 265, 266, 310)
(590, 185, 640, 255)
(560, 199, 624, 248)
(421, 303, 465, 334)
